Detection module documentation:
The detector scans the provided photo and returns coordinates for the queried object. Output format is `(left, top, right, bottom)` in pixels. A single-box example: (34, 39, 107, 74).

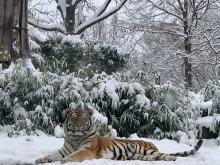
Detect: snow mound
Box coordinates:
(54, 125, 64, 138)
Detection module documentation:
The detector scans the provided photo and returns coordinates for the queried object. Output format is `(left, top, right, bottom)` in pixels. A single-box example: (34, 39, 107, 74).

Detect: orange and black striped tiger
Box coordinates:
(35, 108, 203, 163)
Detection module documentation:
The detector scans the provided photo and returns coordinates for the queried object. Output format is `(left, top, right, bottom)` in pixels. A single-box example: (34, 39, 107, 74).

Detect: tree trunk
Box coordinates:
(0, 0, 29, 65)
(65, 5, 76, 34)
(184, 37, 192, 89)
(183, 0, 192, 89)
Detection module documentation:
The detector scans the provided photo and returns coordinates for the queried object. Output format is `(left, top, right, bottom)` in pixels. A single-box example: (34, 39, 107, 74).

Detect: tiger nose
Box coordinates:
(76, 122, 81, 127)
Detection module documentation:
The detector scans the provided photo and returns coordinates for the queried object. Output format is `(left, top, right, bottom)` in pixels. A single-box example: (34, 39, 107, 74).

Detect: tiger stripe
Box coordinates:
(36, 109, 203, 164)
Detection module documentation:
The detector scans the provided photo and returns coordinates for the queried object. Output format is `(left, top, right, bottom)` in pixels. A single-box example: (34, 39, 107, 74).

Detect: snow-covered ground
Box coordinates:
(0, 133, 219, 165)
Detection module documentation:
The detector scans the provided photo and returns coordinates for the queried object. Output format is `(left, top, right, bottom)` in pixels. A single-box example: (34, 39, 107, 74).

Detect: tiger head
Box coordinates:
(63, 108, 95, 138)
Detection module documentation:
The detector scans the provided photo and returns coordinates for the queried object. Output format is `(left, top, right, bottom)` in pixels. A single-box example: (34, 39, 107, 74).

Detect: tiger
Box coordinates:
(35, 108, 203, 164)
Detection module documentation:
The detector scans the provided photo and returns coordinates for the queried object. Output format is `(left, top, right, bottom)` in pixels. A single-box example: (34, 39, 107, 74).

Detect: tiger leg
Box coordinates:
(36, 144, 74, 164)
(36, 150, 64, 164)
(61, 148, 97, 163)
(132, 152, 176, 161)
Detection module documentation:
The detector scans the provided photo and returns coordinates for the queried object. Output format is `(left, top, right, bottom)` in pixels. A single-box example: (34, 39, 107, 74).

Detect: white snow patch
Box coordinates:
(135, 94, 150, 109)
(58, 0, 67, 18)
(105, 80, 120, 109)
(108, 125, 117, 138)
(196, 114, 220, 132)
(196, 116, 214, 128)
(190, 92, 213, 113)
(0, 133, 219, 165)
(54, 125, 64, 138)
(200, 101, 213, 111)
(62, 35, 82, 44)
(92, 109, 108, 125)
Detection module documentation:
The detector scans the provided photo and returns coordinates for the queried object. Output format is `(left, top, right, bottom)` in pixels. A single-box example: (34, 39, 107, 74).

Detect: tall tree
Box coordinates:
(29, 0, 128, 35)
(0, 0, 29, 67)
(146, 0, 210, 88)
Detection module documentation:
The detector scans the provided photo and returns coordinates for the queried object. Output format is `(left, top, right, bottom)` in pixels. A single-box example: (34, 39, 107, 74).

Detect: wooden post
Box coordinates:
(0, 0, 29, 67)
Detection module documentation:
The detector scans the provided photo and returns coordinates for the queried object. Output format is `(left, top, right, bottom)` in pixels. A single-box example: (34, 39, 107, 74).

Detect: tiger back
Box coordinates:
(36, 108, 203, 163)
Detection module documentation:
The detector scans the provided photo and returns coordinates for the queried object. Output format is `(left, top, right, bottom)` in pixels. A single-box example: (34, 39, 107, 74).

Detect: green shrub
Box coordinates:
(40, 38, 128, 76)
(0, 62, 199, 138)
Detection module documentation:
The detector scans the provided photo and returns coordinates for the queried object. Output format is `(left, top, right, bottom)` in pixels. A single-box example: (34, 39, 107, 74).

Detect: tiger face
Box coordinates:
(63, 109, 93, 137)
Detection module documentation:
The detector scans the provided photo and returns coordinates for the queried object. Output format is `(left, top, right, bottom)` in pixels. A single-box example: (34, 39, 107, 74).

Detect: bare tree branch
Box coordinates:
(94, 0, 111, 17)
(148, 0, 184, 21)
(29, 0, 127, 35)
(74, 0, 128, 34)
(165, 0, 182, 15)
(28, 20, 66, 34)
(197, 0, 210, 20)
(177, 0, 185, 13)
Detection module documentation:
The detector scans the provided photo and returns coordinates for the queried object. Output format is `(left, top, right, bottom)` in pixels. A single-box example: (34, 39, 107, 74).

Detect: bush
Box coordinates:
(0, 62, 199, 139)
(40, 37, 128, 75)
(90, 72, 152, 137)
(146, 83, 198, 139)
(194, 80, 220, 140)
(0, 60, 88, 134)
(90, 73, 198, 138)
(200, 80, 220, 115)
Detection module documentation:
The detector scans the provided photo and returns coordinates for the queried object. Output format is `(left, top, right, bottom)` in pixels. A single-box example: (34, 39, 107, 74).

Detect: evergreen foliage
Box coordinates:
(196, 80, 220, 140)
(0, 61, 88, 134)
(146, 84, 198, 139)
(39, 38, 128, 75)
(0, 61, 204, 139)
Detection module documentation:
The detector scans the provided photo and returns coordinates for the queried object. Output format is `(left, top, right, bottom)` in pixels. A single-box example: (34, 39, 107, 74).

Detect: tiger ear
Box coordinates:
(86, 107, 94, 116)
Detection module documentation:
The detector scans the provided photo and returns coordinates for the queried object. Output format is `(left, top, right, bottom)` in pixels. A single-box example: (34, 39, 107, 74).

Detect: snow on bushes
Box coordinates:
(39, 38, 128, 75)
(0, 60, 88, 135)
(192, 80, 220, 140)
(90, 72, 152, 137)
(0, 61, 212, 140)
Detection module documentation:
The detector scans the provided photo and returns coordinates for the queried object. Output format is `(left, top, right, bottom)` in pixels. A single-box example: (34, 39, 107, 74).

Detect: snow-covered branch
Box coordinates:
(93, 0, 111, 18)
(28, 20, 66, 34)
(147, 0, 184, 21)
(74, 0, 128, 34)
(31, 0, 127, 35)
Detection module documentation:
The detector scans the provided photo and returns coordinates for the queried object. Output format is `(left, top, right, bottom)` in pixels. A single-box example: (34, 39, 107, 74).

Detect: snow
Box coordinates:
(105, 80, 120, 109)
(74, 0, 127, 34)
(190, 92, 213, 112)
(54, 125, 64, 138)
(135, 94, 150, 109)
(58, 0, 67, 18)
(92, 109, 108, 125)
(61, 35, 82, 44)
(196, 114, 220, 132)
(109, 128, 117, 138)
(128, 83, 145, 95)
(0, 133, 219, 165)
(196, 116, 214, 129)
(200, 101, 213, 111)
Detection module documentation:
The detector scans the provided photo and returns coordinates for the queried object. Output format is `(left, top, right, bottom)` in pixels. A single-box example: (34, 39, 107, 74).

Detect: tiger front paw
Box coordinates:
(60, 158, 69, 164)
(165, 155, 177, 161)
(35, 156, 53, 164)
(60, 157, 73, 164)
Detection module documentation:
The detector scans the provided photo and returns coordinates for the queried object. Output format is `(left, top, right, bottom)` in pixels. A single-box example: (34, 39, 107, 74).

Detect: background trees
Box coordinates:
(29, 0, 128, 35)
(102, 0, 220, 89)
(147, 0, 210, 88)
